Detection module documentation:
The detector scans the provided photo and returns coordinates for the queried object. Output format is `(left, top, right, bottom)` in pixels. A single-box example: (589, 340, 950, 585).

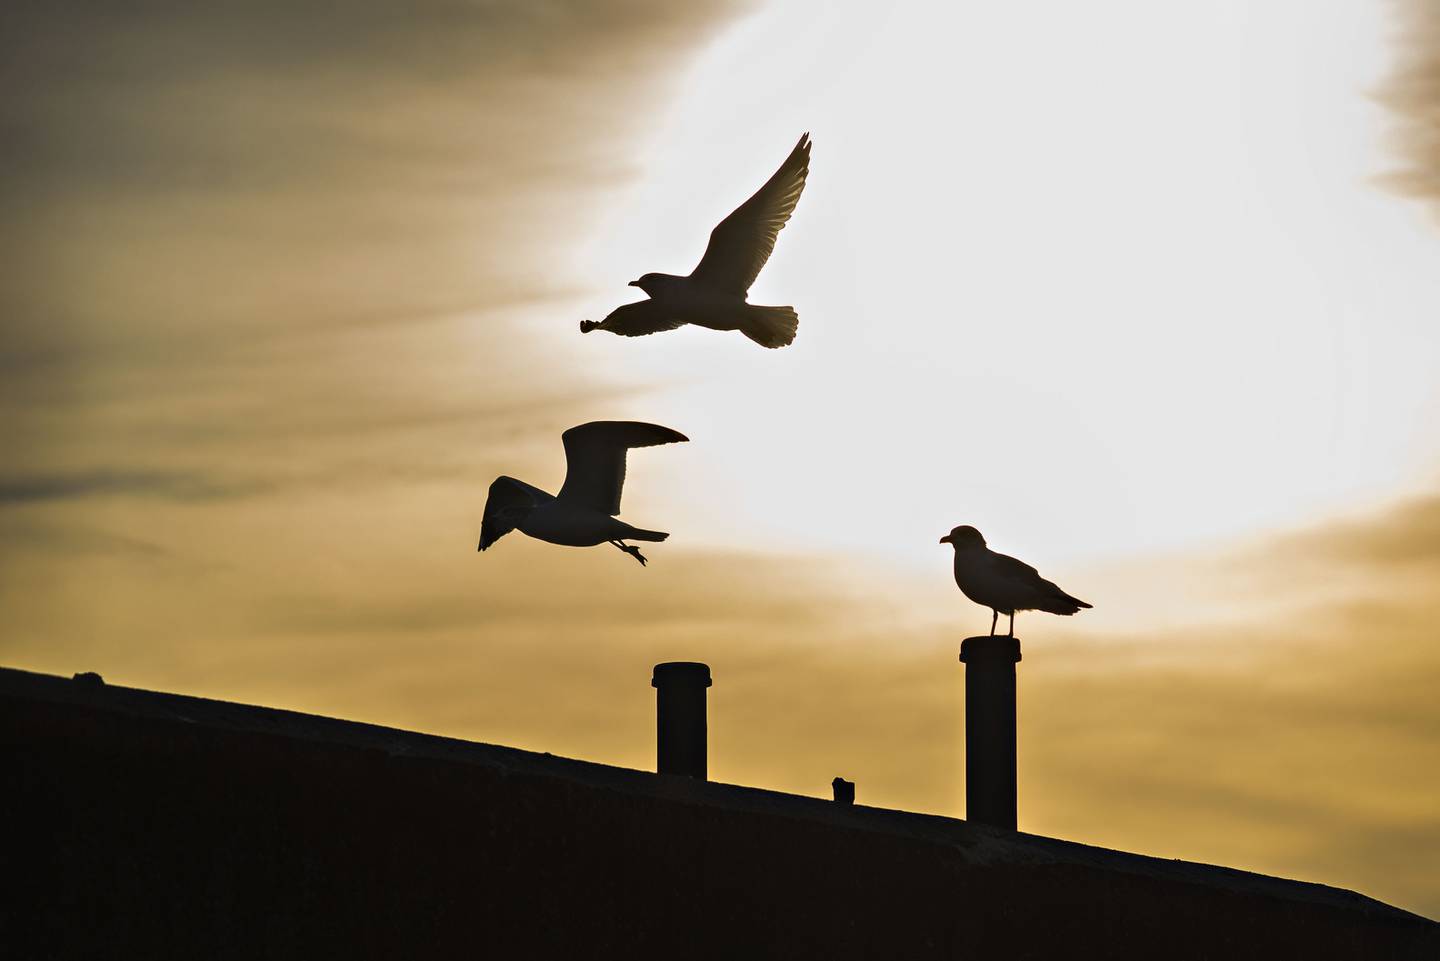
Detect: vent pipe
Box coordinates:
(959, 635, 1021, 830)
(651, 662, 711, 779)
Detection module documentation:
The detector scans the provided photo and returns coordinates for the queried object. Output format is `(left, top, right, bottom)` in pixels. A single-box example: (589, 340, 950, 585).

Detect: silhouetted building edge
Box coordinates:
(3, 666, 1435, 960)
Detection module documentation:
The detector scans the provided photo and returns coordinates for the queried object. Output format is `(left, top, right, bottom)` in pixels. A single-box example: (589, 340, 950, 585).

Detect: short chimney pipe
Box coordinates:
(959, 635, 1021, 830)
(651, 662, 712, 779)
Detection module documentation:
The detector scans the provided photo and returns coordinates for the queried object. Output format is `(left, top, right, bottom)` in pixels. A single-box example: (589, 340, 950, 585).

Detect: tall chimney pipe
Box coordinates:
(651, 661, 711, 779)
(959, 635, 1021, 830)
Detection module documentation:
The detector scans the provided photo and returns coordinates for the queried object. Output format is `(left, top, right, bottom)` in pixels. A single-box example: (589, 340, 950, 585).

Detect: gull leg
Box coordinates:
(1007, 611, 1015, 637)
(990, 610, 998, 636)
(609, 540, 648, 567)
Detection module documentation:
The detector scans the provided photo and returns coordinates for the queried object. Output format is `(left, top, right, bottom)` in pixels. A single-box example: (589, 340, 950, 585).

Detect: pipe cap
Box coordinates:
(651, 661, 713, 688)
(959, 636, 1022, 664)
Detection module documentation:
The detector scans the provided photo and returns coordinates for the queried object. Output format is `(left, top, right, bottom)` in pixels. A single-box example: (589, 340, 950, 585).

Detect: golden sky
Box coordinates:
(2, 0, 1438, 920)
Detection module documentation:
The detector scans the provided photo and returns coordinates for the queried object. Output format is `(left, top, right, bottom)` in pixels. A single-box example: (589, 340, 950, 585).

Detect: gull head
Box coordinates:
(939, 525, 986, 549)
(629, 273, 664, 296)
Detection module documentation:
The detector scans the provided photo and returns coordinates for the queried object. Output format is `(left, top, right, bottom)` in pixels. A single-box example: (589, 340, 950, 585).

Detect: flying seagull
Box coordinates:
(479, 422, 687, 566)
(581, 133, 811, 349)
(939, 525, 1092, 636)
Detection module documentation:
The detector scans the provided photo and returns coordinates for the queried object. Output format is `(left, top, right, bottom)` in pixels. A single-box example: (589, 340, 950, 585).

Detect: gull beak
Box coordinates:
(939, 534, 952, 545)
(628, 280, 640, 287)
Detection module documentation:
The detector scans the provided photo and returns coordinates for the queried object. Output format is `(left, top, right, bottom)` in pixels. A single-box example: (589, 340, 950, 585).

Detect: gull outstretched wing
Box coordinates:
(690, 134, 811, 297)
(593, 300, 686, 337)
(558, 421, 688, 516)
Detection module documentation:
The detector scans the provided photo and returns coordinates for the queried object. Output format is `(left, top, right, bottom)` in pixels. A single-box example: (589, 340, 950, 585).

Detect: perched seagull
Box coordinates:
(581, 133, 811, 349)
(939, 525, 1092, 636)
(479, 422, 687, 566)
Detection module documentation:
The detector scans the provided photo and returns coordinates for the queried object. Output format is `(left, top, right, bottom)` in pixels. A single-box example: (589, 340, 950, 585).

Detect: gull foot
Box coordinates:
(612, 541, 648, 566)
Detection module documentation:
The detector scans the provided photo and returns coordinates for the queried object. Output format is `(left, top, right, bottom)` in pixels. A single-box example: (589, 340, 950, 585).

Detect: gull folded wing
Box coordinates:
(690, 133, 811, 297)
(558, 421, 688, 516)
(990, 551, 1041, 583)
(992, 551, 1092, 612)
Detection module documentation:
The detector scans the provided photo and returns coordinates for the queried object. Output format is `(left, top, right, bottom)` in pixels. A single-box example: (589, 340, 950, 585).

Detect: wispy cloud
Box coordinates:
(0, 0, 751, 531)
(1377, 0, 1440, 215)
(1274, 494, 1440, 568)
(0, 469, 263, 504)
(0, 518, 172, 560)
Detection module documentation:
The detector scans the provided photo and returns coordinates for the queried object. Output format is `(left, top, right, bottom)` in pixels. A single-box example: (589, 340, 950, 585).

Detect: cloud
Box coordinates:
(0, 518, 172, 560)
(1376, 0, 1440, 216)
(1277, 494, 1440, 569)
(0, 0, 750, 351)
(0, 0, 751, 528)
(0, 469, 263, 504)
(0, 0, 760, 723)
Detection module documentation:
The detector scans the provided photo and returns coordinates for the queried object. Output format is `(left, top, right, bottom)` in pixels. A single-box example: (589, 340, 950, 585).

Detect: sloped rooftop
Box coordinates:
(7, 663, 1439, 960)
(3, 664, 1425, 923)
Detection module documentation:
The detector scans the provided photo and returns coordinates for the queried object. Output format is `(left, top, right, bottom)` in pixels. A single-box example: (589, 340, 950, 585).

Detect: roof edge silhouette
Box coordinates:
(3, 663, 1430, 929)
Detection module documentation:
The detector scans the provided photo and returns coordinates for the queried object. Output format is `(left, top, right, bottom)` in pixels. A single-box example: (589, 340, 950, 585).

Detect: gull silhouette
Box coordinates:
(940, 525, 1092, 636)
(479, 422, 688, 566)
(581, 134, 811, 349)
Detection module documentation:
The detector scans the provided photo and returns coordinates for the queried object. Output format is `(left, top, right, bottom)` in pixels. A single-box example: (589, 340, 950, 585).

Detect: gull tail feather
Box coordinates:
(740, 305, 798, 348)
(625, 528, 669, 543)
(1035, 589, 1092, 615)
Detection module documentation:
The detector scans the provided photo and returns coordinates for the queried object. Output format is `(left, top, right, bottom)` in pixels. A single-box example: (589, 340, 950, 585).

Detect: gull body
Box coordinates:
(582, 134, 811, 349)
(479, 422, 687, 566)
(511, 489, 664, 547)
(940, 525, 1092, 636)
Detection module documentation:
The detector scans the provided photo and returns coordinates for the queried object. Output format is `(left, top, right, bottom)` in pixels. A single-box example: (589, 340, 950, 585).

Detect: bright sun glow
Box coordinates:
(574, 0, 1440, 570)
